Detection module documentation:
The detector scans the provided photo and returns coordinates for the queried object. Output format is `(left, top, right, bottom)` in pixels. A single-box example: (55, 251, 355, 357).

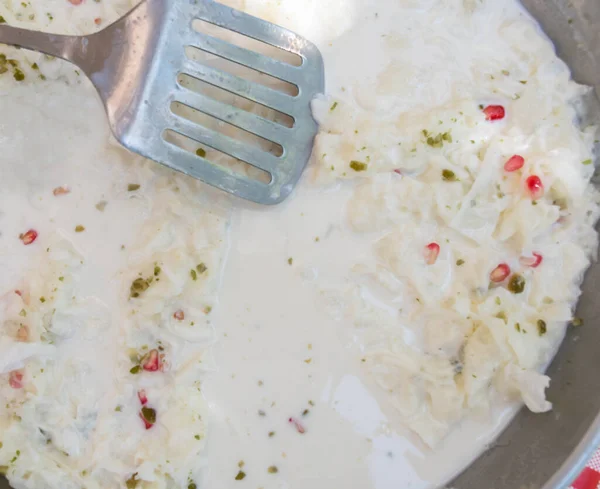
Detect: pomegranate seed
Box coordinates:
(393, 169, 403, 176)
(9, 370, 23, 389)
(423, 243, 440, 265)
(142, 349, 160, 372)
(483, 105, 505, 121)
(19, 229, 38, 245)
(94, 17, 101, 25)
(490, 264, 511, 283)
(504, 155, 525, 172)
(137, 389, 148, 405)
(288, 417, 305, 434)
(519, 253, 543, 268)
(15, 290, 22, 297)
(16, 325, 29, 342)
(526, 175, 544, 199)
(68, 0, 83, 5)
(53, 186, 70, 196)
(173, 310, 184, 321)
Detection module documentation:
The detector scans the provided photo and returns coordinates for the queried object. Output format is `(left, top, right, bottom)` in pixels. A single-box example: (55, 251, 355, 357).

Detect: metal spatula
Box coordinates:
(0, 0, 324, 204)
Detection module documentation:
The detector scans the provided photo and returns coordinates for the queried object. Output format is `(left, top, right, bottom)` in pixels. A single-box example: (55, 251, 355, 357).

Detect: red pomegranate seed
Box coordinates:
(423, 243, 440, 265)
(288, 417, 305, 434)
(68, 0, 83, 5)
(15, 290, 22, 297)
(53, 186, 70, 196)
(393, 169, 403, 175)
(504, 155, 525, 172)
(19, 229, 38, 245)
(519, 253, 543, 268)
(9, 370, 23, 389)
(16, 325, 29, 342)
(173, 310, 184, 321)
(142, 349, 160, 372)
(525, 175, 544, 199)
(490, 264, 511, 283)
(94, 17, 101, 25)
(137, 389, 148, 405)
(483, 105, 505, 121)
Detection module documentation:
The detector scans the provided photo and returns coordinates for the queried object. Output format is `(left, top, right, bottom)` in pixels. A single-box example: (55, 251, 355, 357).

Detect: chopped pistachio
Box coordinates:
(582, 159, 593, 165)
(0, 16, 5, 23)
(302, 409, 309, 416)
(140, 406, 156, 424)
(195, 148, 206, 158)
(19, 309, 26, 317)
(537, 319, 547, 336)
(130, 277, 150, 298)
(507, 274, 525, 294)
(456, 259, 465, 266)
(188, 484, 197, 489)
(194, 434, 201, 440)
(154, 265, 161, 276)
(330, 101, 338, 111)
(288, 257, 293, 265)
(31, 62, 38, 70)
(39, 296, 46, 303)
(495, 311, 508, 324)
(268, 431, 275, 437)
(75, 225, 85, 232)
(442, 169, 457, 182)
(350, 160, 368, 172)
(127, 184, 140, 191)
(13, 68, 25, 81)
(196, 263, 207, 274)
(129, 365, 141, 374)
(515, 322, 521, 332)
(571, 317, 584, 327)
(268, 466, 279, 474)
(115, 406, 122, 412)
(234, 470, 246, 481)
(495, 297, 501, 305)
(190, 269, 197, 281)
(125, 474, 138, 489)
(95, 200, 107, 211)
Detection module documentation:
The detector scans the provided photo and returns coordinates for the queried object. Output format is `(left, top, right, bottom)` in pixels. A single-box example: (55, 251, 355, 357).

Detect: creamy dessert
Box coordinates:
(0, 0, 598, 489)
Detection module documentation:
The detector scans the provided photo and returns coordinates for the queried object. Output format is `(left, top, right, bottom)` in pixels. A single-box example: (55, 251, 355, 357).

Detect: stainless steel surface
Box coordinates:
(0, 0, 324, 204)
(0, 1, 599, 489)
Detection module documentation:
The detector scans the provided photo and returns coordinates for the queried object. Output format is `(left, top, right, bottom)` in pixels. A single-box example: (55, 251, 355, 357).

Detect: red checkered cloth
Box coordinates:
(572, 450, 600, 489)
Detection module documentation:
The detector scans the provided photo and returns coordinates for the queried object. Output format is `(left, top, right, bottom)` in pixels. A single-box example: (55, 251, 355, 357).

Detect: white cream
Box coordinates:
(0, 0, 598, 488)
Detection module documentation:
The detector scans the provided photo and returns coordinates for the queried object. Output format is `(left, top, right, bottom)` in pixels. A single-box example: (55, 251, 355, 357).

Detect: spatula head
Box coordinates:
(91, 0, 324, 205)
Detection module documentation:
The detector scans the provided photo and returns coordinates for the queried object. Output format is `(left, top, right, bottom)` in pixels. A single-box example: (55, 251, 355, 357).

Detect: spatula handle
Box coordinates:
(0, 24, 90, 66)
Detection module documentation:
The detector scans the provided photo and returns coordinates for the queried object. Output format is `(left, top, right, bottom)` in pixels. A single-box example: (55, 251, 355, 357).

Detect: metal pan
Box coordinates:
(1, 1, 598, 489)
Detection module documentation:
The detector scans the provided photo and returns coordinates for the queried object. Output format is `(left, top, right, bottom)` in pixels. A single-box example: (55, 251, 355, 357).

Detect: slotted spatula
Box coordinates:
(0, 0, 324, 204)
